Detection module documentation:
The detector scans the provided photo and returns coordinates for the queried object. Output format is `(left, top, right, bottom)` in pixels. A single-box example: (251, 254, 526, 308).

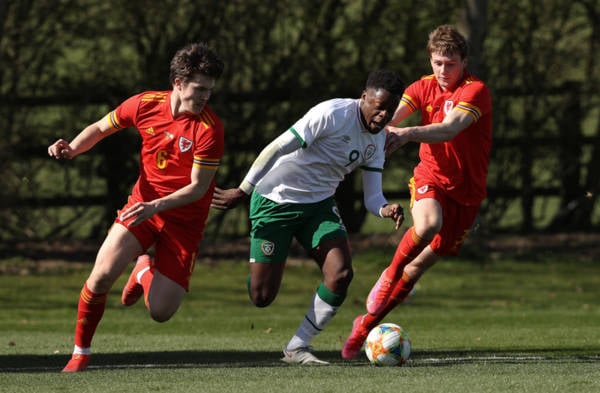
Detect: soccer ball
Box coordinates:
(365, 323, 411, 366)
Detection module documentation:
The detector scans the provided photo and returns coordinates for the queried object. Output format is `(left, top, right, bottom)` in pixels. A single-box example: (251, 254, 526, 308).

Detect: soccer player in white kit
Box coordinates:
(211, 70, 405, 364)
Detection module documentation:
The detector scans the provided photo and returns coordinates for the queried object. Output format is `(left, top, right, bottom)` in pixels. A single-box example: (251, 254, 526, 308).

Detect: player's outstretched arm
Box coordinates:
(211, 129, 303, 210)
(211, 187, 248, 210)
(385, 109, 475, 153)
(123, 165, 216, 226)
(48, 115, 119, 160)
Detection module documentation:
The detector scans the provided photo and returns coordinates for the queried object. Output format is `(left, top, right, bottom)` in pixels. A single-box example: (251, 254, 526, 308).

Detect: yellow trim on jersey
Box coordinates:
(455, 101, 482, 121)
(106, 111, 122, 129)
(141, 92, 168, 102)
(193, 156, 220, 170)
(401, 94, 418, 113)
(198, 111, 216, 127)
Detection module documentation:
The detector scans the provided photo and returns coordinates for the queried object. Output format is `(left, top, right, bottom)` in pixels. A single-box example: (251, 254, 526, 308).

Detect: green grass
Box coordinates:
(0, 245, 598, 393)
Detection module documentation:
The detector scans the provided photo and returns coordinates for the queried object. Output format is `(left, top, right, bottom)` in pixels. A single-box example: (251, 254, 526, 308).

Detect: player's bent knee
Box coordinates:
(147, 301, 179, 322)
(149, 308, 176, 323)
(249, 291, 275, 308)
(251, 296, 274, 308)
(326, 266, 353, 292)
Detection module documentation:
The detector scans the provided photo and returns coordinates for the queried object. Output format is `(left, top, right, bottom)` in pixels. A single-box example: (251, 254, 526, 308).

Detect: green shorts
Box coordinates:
(248, 192, 348, 263)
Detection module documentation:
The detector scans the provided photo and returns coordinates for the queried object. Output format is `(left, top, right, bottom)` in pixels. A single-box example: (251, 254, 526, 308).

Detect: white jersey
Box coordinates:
(255, 98, 386, 204)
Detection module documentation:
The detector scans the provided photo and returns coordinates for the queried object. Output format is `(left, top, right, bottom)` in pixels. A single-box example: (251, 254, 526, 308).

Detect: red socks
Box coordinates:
(360, 227, 429, 331)
(73, 282, 107, 348)
(362, 272, 415, 329)
(386, 227, 429, 281)
(387, 272, 416, 309)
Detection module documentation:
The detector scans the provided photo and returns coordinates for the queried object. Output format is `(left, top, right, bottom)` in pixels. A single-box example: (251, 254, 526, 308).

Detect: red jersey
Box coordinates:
(401, 71, 492, 206)
(110, 91, 224, 223)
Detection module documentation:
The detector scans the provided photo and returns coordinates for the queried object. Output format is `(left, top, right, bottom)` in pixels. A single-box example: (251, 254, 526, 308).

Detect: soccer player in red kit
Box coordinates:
(48, 42, 225, 372)
(342, 25, 492, 359)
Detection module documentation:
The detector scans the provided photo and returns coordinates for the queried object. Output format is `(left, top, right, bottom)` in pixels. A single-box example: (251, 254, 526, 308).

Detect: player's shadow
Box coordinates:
(1, 347, 598, 372)
(0, 350, 339, 373)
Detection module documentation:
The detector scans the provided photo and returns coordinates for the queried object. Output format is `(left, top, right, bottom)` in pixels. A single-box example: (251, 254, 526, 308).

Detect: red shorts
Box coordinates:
(116, 196, 203, 291)
(409, 177, 480, 256)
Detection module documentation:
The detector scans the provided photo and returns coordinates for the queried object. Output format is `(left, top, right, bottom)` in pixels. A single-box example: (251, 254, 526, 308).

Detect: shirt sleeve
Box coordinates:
(240, 130, 303, 194)
(454, 81, 492, 123)
(362, 170, 388, 217)
(400, 79, 426, 114)
(113, 94, 143, 129)
(193, 110, 224, 169)
(290, 101, 337, 147)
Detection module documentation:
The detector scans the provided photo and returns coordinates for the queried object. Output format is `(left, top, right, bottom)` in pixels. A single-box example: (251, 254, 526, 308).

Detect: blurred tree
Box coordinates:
(483, 0, 598, 232)
(0, 0, 598, 251)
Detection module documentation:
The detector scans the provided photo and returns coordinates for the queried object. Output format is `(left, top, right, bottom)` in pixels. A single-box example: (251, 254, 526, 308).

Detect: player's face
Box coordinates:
(360, 88, 400, 134)
(430, 51, 466, 91)
(174, 73, 216, 114)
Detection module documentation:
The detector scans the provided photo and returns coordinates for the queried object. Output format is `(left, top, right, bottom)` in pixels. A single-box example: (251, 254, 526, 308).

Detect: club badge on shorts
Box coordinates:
(417, 185, 429, 194)
(261, 241, 275, 256)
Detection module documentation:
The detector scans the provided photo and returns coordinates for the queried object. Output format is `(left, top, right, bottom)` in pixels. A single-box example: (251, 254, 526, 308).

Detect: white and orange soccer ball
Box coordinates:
(365, 323, 411, 366)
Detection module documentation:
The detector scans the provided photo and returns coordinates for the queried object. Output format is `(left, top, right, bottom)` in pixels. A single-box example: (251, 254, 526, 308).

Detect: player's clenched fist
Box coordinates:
(48, 139, 74, 160)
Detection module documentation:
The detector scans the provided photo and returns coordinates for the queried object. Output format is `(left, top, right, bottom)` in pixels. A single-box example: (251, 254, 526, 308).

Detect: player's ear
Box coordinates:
(172, 77, 183, 91)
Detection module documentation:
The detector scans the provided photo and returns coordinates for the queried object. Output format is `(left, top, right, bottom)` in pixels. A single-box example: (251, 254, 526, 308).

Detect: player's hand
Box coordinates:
(381, 203, 404, 230)
(119, 201, 157, 227)
(48, 139, 75, 160)
(211, 187, 249, 210)
(384, 127, 410, 155)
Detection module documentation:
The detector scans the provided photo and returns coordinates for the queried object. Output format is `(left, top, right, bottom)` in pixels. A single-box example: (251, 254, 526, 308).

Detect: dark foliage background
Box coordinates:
(0, 0, 598, 250)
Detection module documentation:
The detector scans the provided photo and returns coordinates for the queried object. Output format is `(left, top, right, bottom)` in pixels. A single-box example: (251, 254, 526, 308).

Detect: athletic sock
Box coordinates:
(286, 282, 345, 350)
(73, 282, 107, 350)
(362, 272, 415, 330)
(72, 345, 91, 355)
(138, 265, 154, 309)
(386, 227, 429, 281)
(384, 272, 416, 312)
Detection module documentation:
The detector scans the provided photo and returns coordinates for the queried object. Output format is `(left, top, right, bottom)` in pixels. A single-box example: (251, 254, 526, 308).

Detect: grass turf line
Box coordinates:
(0, 250, 598, 393)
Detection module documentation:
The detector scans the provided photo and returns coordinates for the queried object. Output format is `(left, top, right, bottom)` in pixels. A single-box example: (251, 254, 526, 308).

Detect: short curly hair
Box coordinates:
(169, 42, 224, 85)
(365, 69, 405, 97)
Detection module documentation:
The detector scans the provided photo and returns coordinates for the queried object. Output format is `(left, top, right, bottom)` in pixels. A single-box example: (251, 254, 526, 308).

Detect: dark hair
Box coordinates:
(365, 70, 405, 96)
(427, 25, 469, 59)
(169, 42, 224, 85)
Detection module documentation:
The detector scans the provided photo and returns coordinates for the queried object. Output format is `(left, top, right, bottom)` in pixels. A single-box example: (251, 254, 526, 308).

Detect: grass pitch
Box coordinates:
(0, 238, 598, 392)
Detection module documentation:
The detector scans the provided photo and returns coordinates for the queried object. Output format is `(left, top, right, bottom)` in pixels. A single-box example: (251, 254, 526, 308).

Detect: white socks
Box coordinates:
(73, 345, 91, 355)
(286, 292, 338, 350)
